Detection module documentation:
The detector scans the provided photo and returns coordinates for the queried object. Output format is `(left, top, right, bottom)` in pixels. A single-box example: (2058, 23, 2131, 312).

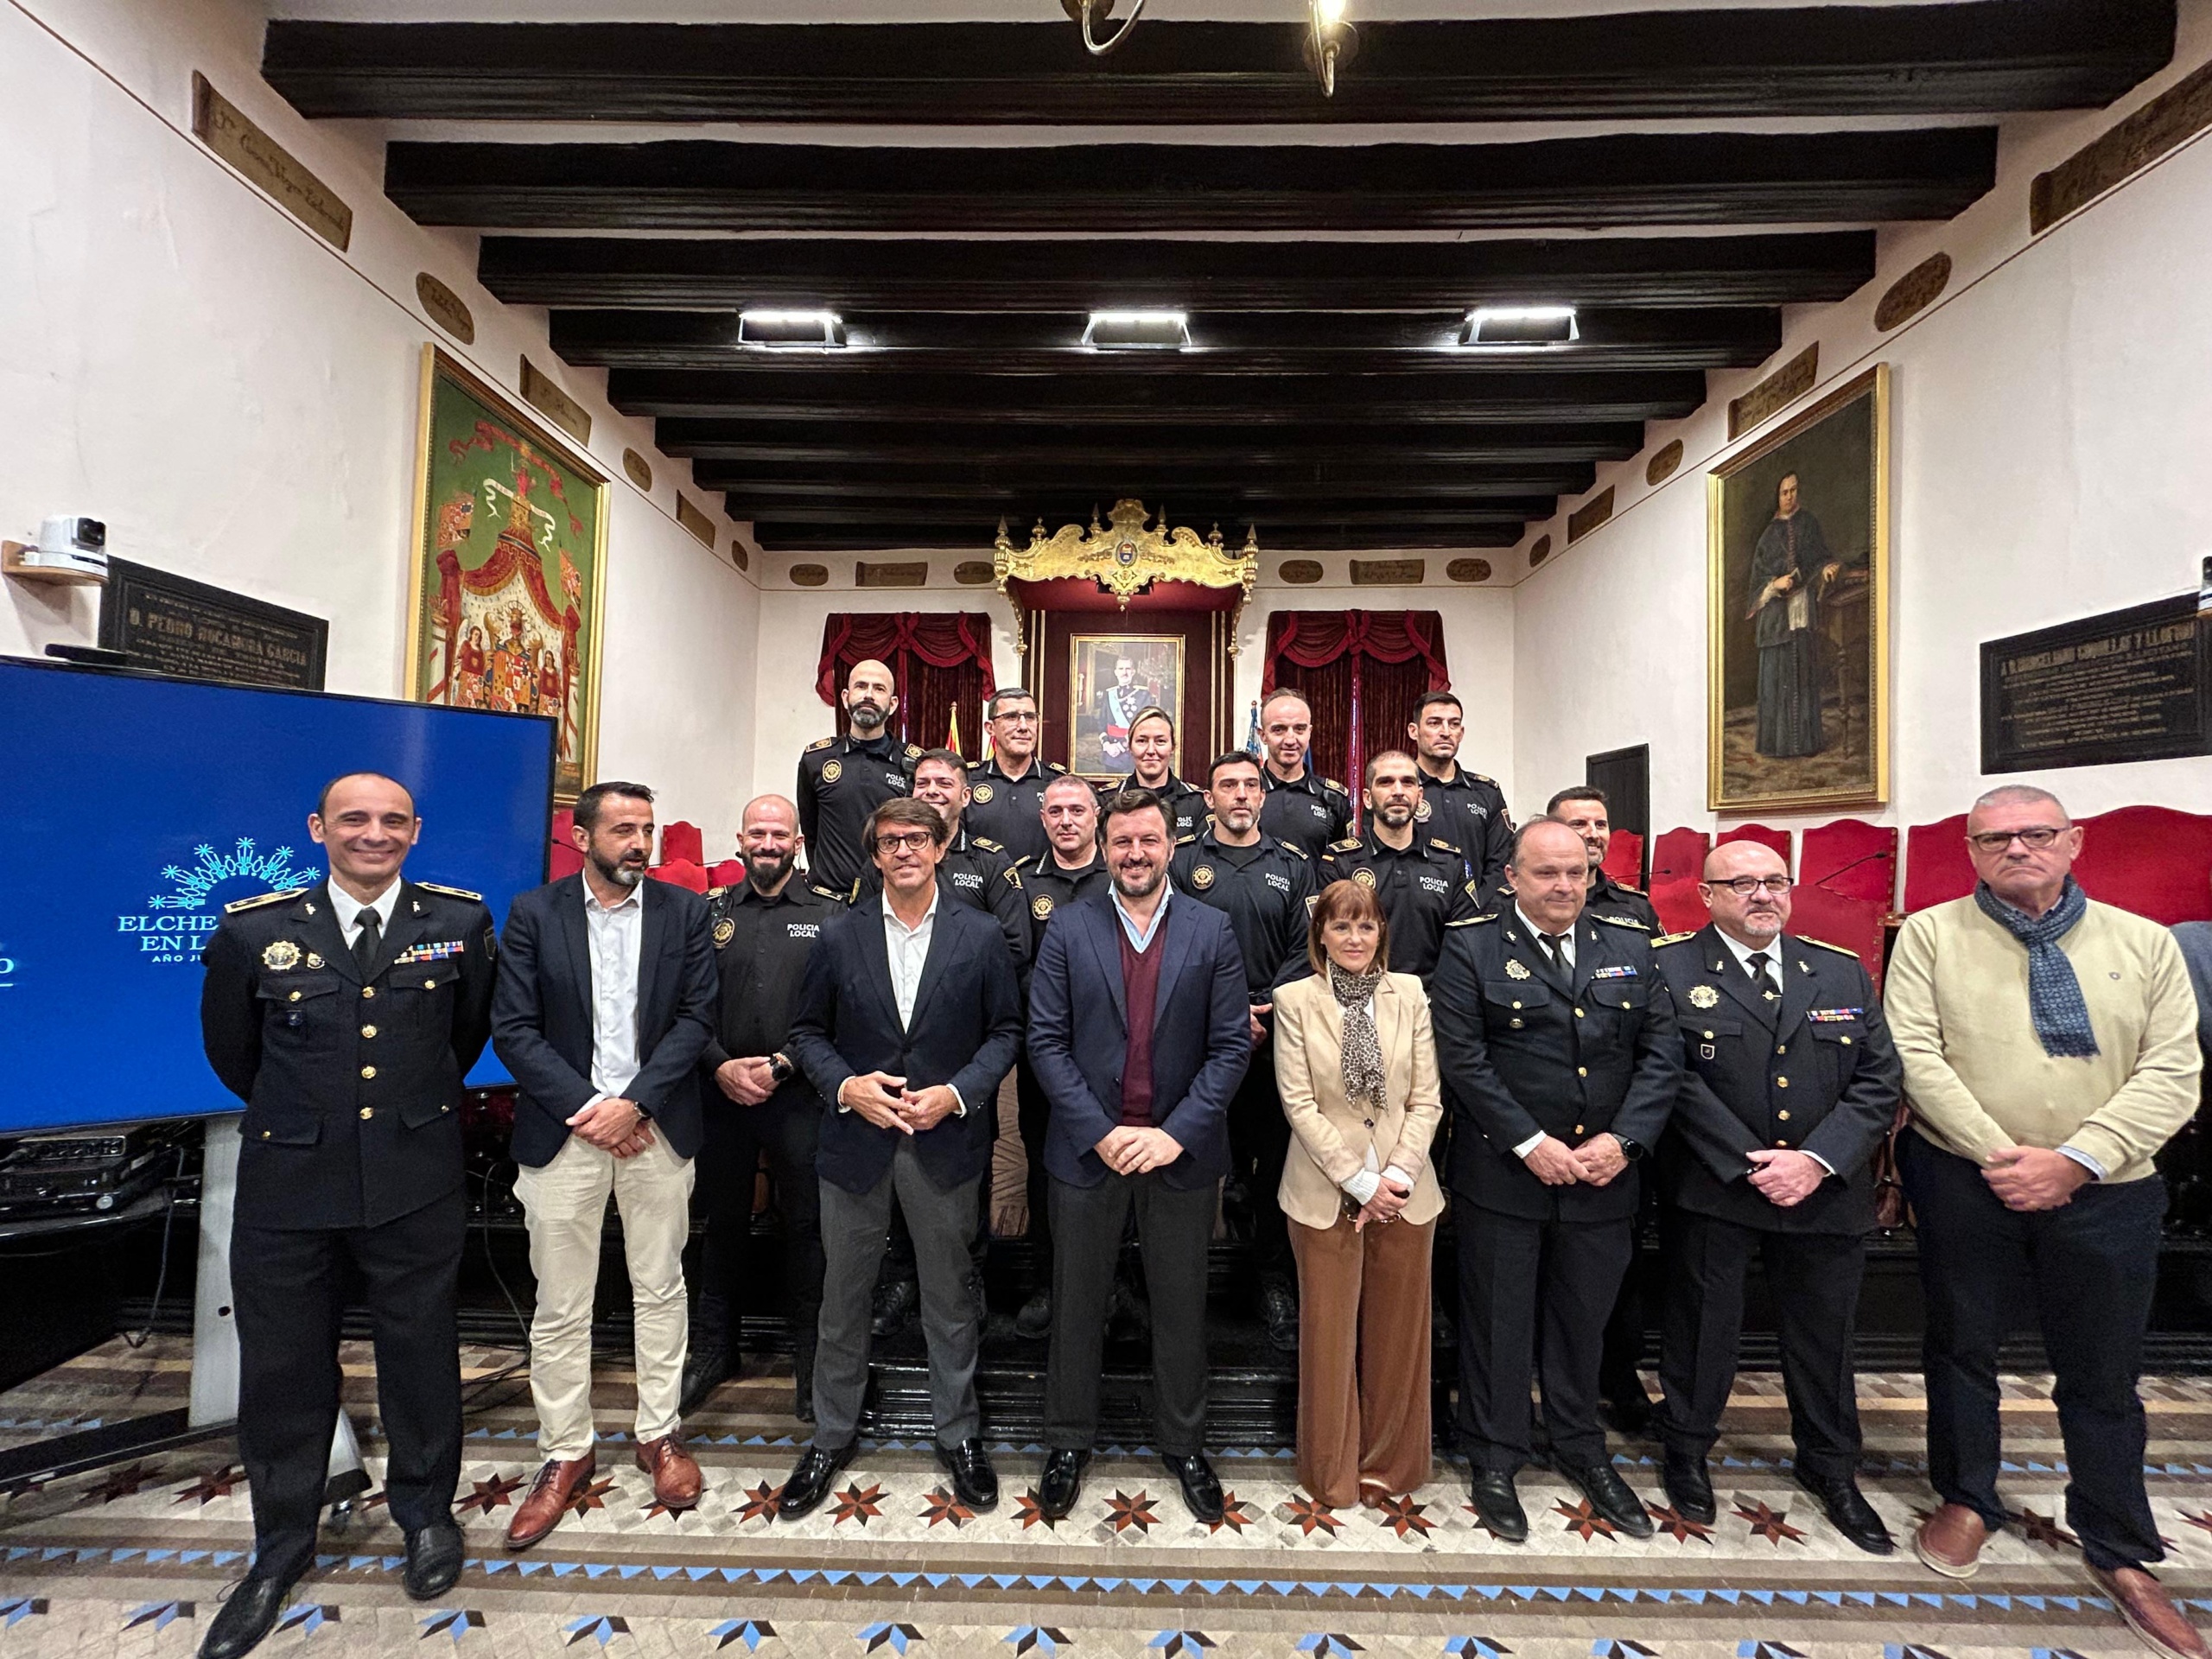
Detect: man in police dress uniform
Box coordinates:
(1430, 817, 1681, 1543)
(798, 658, 921, 896)
(1103, 705, 1209, 842)
(198, 772, 496, 1659)
(964, 687, 1066, 867)
(1172, 749, 1316, 1349)
(1309, 750, 1484, 982)
(1649, 840, 1899, 1554)
(1255, 690, 1352, 861)
(1408, 690, 1514, 899)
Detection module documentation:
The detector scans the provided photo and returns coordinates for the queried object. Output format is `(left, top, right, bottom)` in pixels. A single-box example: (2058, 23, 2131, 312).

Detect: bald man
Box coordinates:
(685, 796, 848, 1419)
(798, 658, 921, 896)
(1255, 691, 1352, 860)
(1648, 841, 1899, 1554)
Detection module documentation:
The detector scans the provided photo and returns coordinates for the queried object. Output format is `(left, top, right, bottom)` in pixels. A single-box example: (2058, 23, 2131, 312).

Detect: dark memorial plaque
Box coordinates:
(1981, 594, 2209, 773)
(98, 559, 328, 690)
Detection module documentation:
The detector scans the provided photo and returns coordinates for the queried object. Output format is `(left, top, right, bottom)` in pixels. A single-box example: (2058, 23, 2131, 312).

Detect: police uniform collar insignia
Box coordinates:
(1688, 983, 1720, 1007)
(1505, 958, 1531, 979)
(411, 899, 426, 915)
(262, 940, 302, 970)
(305, 952, 324, 968)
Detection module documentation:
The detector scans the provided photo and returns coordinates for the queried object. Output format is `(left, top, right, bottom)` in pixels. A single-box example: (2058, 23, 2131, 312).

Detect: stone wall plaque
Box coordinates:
(190, 73, 353, 251)
(1567, 486, 1615, 544)
(1529, 534, 1553, 568)
(2032, 59, 2212, 234)
(1980, 594, 2209, 773)
(1727, 344, 1819, 441)
(790, 563, 830, 587)
(414, 272, 474, 344)
(621, 449, 653, 492)
(1278, 559, 1325, 584)
(857, 561, 929, 588)
(1645, 439, 1684, 486)
(518, 357, 592, 447)
(98, 557, 327, 690)
(1875, 252, 1951, 332)
(675, 493, 717, 548)
(1445, 557, 1492, 583)
(953, 560, 995, 585)
(1351, 558, 1425, 586)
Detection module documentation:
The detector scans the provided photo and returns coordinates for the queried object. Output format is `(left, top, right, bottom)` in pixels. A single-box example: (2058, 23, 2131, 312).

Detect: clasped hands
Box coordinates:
(1521, 1132, 1629, 1188)
(715, 1056, 778, 1105)
(566, 1095, 654, 1159)
(1094, 1124, 1185, 1177)
(838, 1071, 961, 1135)
(1352, 1176, 1413, 1232)
(1982, 1144, 2091, 1212)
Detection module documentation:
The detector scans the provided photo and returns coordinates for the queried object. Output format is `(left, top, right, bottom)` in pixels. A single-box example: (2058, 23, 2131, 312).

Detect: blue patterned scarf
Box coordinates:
(1974, 877, 2100, 1059)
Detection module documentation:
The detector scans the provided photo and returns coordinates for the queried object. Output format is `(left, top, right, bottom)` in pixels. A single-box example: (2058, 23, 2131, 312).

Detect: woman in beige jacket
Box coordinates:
(1273, 879, 1445, 1508)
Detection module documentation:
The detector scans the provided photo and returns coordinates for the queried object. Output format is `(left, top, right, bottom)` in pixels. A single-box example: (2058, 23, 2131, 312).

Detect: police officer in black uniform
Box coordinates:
(964, 686, 1066, 867)
(1430, 817, 1681, 1545)
(1548, 786, 1661, 931)
(1408, 690, 1514, 899)
(1649, 839, 1899, 1554)
(1171, 749, 1316, 1350)
(798, 658, 921, 896)
(1255, 690, 1352, 861)
(197, 772, 496, 1659)
(859, 749, 1031, 969)
(1103, 705, 1210, 842)
(683, 793, 847, 1421)
(1309, 750, 1484, 982)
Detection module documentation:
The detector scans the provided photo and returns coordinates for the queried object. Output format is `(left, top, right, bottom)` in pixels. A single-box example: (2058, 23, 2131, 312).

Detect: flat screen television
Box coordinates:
(0, 658, 554, 1134)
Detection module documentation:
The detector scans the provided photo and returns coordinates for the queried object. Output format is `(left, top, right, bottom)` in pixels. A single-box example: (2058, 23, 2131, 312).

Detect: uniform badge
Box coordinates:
(1191, 865, 1217, 890)
(820, 760, 842, 785)
(1591, 963, 1636, 979)
(971, 783, 995, 804)
(1351, 868, 1377, 889)
(1700, 1043, 1717, 1060)
(713, 918, 735, 947)
(262, 940, 302, 971)
(304, 952, 325, 969)
(1505, 959, 1530, 980)
(1808, 1007, 1863, 1023)
(1687, 983, 1720, 1009)
(1031, 894, 1054, 921)
(1415, 800, 1432, 822)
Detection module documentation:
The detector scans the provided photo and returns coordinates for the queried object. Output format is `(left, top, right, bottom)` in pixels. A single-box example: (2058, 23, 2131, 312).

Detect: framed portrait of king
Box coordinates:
(1070, 633, 1185, 783)
(405, 346, 609, 803)
(1707, 364, 1891, 813)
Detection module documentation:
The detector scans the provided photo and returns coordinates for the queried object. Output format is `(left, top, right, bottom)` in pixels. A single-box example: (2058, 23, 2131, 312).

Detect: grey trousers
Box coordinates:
(813, 1136, 983, 1451)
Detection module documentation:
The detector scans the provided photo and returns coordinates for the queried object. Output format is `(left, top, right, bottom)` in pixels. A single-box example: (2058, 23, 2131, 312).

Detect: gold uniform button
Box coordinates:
(362, 1025, 378, 1039)
(1775, 1139, 1789, 1148)
(1777, 1110, 1791, 1122)
(1777, 1045, 1788, 1055)
(260, 1130, 272, 1140)
(1840, 1036, 1853, 1046)
(1573, 1007, 1585, 1020)
(360, 1065, 377, 1079)
(1576, 1066, 1588, 1077)
(359, 1107, 373, 1120)
(288, 991, 302, 1003)
(1574, 1123, 1585, 1135)
(1776, 1076, 1789, 1088)
(1703, 1030, 1715, 1039)
(1511, 1001, 1522, 1010)
(361, 987, 375, 999)
(423, 979, 435, 989)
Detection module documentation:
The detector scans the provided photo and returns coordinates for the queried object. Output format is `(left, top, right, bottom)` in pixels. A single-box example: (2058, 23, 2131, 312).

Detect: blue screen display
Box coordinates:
(0, 659, 553, 1133)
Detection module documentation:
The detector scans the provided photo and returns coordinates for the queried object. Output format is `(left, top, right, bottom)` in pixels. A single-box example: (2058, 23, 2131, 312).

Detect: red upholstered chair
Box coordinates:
(1801, 818, 1898, 908)
(549, 807, 583, 880)
(1789, 887, 1891, 994)
(2073, 805, 2212, 924)
(1646, 826, 1714, 935)
(1903, 815, 1975, 912)
(649, 858, 709, 893)
(709, 859, 744, 889)
(1717, 823, 1794, 874)
(1601, 829, 1643, 887)
(660, 821, 705, 868)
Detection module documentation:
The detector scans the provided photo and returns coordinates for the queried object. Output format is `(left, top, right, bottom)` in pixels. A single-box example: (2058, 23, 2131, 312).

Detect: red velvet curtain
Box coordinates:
(817, 612, 997, 754)
(1262, 611, 1451, 826)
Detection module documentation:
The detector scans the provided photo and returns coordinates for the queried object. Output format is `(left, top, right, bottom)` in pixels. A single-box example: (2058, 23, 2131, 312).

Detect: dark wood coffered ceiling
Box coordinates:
(266, 0, 2176, 557)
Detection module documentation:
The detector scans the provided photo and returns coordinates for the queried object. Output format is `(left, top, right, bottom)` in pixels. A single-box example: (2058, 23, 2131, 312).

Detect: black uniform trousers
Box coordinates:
(1455, 1204, 1632, 1473)
(1597, 1182, 1662, 1409)
(1899, 1131, 2168, 1572)
(696, 1095, 825, 1398)
(1655, 1211, 1865, 1479)
(232, 1189, 465, 1583)
(1227, 1040, 1293, 1287)
(1016, 1053, 1057, 1289)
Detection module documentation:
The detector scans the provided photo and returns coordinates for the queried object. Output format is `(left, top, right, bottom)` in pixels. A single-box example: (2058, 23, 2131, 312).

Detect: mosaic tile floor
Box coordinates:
(3, 1338, 2210, 1657)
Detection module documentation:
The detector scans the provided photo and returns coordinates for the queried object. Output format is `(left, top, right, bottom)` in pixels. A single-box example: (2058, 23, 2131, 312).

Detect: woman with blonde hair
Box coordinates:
(1272, 879, 1444, 1507)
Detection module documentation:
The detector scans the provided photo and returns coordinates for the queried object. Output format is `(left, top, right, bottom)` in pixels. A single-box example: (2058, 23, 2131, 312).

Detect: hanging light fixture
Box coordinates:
(1304, 0, 1357, 98)
(1060, 0, 1147, 57)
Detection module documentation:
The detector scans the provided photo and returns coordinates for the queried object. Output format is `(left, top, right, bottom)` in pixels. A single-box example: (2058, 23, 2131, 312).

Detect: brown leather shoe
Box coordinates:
(635, 1435, 702, 1511)
(1912, 1502, 1991, 1579)
(505, 1452, 596, 1551)
(2094, 1566, 2212, 1659)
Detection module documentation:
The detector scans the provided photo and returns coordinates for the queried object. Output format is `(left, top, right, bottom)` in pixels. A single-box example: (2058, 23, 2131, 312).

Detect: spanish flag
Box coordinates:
(947, 702, 963, 759)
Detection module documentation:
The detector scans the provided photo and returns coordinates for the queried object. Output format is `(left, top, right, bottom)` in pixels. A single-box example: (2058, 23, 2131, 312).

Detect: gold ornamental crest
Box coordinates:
(1351, 868, 1377, 889)
(994, 499, 1258, 611)
(1504, 958, 1531, 980)
(1031, 893, 1054, 921)
(972, 783, 995, 804)
(1191, 865, 1217, 890)
(1688, 983, 1720, 1009)
(713, 918, 736, 948)
(262, 940, 302, 971)
(820, 760, 842, 785)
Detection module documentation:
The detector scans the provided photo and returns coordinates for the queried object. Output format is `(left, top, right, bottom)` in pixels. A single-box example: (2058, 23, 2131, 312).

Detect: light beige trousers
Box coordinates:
(513, 1128, 696, 1460)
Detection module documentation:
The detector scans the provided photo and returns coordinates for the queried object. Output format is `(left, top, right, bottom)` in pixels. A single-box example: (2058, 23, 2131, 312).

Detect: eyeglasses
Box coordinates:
(1967, 827, 2067, 853)
(1706, 875, 1792, 897)
(874, 831, 936, 854)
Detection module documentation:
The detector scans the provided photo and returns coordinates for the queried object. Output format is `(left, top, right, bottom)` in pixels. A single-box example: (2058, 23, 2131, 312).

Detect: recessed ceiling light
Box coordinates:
(1459, 306, 1578, 349)
(738, 309, 846, 350)
(1084, 310, 1191, 351)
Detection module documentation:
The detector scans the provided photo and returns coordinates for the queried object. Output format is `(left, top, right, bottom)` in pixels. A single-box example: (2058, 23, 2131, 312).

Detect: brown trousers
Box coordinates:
(1288, 1210, 1435, 1507)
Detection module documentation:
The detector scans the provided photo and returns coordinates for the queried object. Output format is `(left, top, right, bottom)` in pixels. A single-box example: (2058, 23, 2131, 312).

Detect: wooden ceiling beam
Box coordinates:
(747, 521, 1527, 553)
(741, 497, 1551, 527)
(696, 464, 1597, 501)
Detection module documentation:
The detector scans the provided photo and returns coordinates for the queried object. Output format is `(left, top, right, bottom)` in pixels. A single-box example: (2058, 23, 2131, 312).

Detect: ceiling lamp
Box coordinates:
(1084, 310, 1191, 351)
(737, 309, 845, 350)
(1304, 0, 1358, 99)
(1060, 0, 1147, 57)
(1459, 306, 1579, 350)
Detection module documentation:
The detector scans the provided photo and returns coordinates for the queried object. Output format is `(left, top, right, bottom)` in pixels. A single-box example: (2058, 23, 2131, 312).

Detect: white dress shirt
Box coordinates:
(874, 887, 965, 1116)
(1110, 881, 1172, 952)
(328, 878, 402, 952)
(583, 877, 645, 1104)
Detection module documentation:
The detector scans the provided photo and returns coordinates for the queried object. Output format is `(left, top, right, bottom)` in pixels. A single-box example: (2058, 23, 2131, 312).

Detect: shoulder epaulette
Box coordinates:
(1614, 880, 1647, 895)
(1652, 931, 1698, 947)
(224, 888, 300, 913)
(415, 880, 483, 901)
(1595, 912, 1649, 931)
(1327, 837, 1362, 853)
(1277, 838, 1310, 859)
(1322, 777, 1349, 795)
(903, 743, 923, 760)
(966, 759, 989, 772)
(1800, 936, 1862, 957)
(1472, 772, 1497, 786)
(847, 878, 862, 903)
(807, 735, 836, 752)
(809, 883, 845, 902)
(1430, 837, 1458, 852)
(1446, 912, 1500, 928)
(1175, 832, 1198, 845)
(972, 836, 1004, 854)
(1046, 760, 1067, 773)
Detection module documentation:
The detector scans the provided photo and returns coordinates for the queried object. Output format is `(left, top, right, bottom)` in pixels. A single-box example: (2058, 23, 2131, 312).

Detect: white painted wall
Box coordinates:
(0, 0, 759, 833)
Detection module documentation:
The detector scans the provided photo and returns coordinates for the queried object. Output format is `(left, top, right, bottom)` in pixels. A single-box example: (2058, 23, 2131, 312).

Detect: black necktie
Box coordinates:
(353, 907, 382, 977)
(1747, 950, 1777, 995)
(1541, 932, 1568, 972)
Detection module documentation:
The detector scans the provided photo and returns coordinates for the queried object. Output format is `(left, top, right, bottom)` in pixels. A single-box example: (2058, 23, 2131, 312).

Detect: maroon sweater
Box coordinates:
(1117, 919, 1164, 1128)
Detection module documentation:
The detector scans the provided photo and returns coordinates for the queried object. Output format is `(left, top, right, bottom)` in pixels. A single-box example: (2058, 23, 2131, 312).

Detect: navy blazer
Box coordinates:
(785, 887, 1023, 1198)
(1026, 892, 1251, 1191)
(491, 874, 719, 1168)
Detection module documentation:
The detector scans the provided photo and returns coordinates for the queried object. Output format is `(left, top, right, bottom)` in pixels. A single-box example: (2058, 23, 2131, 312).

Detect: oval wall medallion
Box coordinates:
(790, 563, 828, 587)
(953, 560, 995, 585)
(1445, 557, 1492, 583)
(621, 448, 653, 493)
(1876, 251, 1952, 332)
(415, 271, 474, 344)
(1279, 559, 1325, 584)
(1529, 535, 1553, 568)
(1645, 439, 1684, 486)
(729, 540, 749, 572)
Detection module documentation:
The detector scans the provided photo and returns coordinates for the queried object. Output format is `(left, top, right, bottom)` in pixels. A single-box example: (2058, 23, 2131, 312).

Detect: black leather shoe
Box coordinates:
(1161, 1452, 1224, 1523)
(1038, 1448, 1090, 1520)
(1796, 1470, 1894, 1555)
(1661, 1451, 1716, 1523)
(1467, 1470, 1528, 1543)
(933, 1438, 1001, 1510)
(871, 1278, 919, 1338)
(1260, 1281, 1300, 1354)
(402, 1519, 464, 1601)
(1565, 1460, 1654, 1539)
(1015, 1291, 1053, 1341)
(679, 1347, 734, 1417)
(200, 1572, 299, 1659)
(776, 1442, 856, 1521)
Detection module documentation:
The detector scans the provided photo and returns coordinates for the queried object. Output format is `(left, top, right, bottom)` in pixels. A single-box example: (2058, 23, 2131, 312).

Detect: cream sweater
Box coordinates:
(1885, 893, 2202, 1182)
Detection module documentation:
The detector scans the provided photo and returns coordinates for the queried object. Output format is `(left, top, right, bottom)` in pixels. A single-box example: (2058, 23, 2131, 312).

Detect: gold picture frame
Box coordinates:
(1070, 632, 1187, 785)
(1706, 363, 1891, 814)
(405, 345, 610, 803)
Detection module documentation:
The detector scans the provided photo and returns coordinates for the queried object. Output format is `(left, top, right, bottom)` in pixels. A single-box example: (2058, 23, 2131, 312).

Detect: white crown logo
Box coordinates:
(151, 838, 315, 912)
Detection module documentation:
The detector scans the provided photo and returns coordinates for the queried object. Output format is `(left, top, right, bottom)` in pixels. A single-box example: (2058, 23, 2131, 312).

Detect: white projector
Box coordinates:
(19, 515, 110, 578)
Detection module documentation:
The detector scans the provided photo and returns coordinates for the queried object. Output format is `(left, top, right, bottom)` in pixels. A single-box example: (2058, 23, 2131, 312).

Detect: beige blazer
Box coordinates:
(1273, 969, 1446, 1230)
